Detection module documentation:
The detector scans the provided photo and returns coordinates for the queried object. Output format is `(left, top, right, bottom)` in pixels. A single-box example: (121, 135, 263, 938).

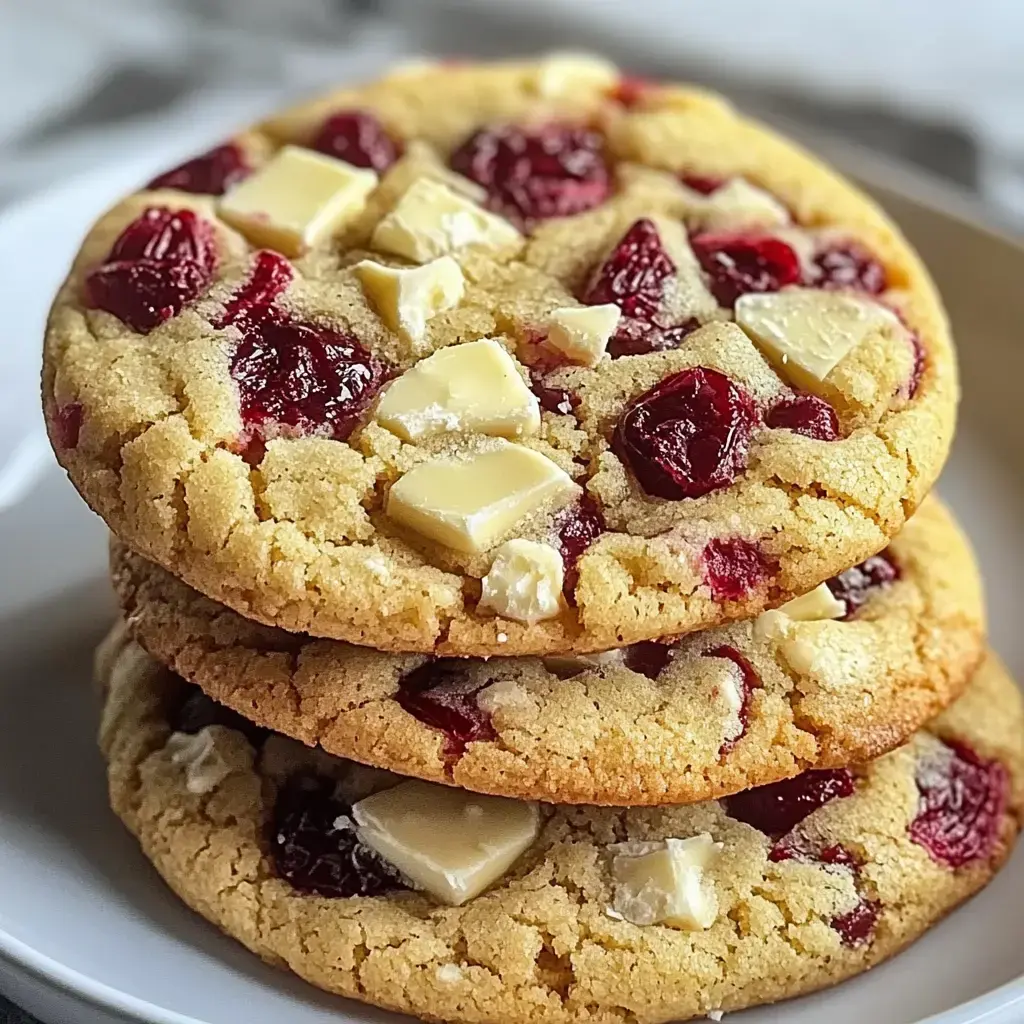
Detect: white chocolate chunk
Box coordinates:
(535, 52, 619, 97)
(371, 177, 521, 263)
(610, 834, 721, 930)
(220, 145, 377, 256)
(165, 727, 249, 795)
(479, 539, 564, 624)
(387, 442, 578, 553)
(355, 257, 464, 350)
(688, 178, 790, 231)
(352, 780, 540, 905)
(545, 305, 620, 366)
(778, 583, 846, 622)
(376, 339, 539, 441)
(543, 649, 625, 676)
(735, 288, 901, 391)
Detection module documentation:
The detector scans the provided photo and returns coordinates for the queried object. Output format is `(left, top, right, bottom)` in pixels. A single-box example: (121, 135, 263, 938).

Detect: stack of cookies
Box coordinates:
(44, 55, 1023, 1023)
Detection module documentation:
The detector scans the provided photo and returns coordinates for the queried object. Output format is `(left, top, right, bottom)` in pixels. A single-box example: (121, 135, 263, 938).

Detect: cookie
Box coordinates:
(46, 55, 957, 655)
(112, 496, 983, 806)
(99, 631, 1022, 1024)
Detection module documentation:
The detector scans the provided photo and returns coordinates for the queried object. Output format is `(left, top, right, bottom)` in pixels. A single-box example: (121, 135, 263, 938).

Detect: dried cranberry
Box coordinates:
(310, 110, 400, 173)
(702, 538, 773, 602)
(826, 551, 900, 620)
(691, 232, 801, 307)
(909, 740, 1008, 868)
(85, 259, 212, 335)
(85, 208, 218, 334)
(450, 124, 610, 224)
(554, 496, 605, 599)
(217, 250, 294, 330)
(172, 686, 268, 747)
(624, 640, 676, 679)
(606, 318, 699, 359)
(230, 317, 389, 444)
(582, 219, 676, 321)
(611, 76, 655, 108)
(271, 775, 406, 898)
(147, 142, 250, 196)
(54, 402, 83, 449)
(832, 898, 881, 947)
(813, 243, 887, 294)
(396, 661, 495, 760)
(614, 368, 758, 500)
(704, 645, 760, 753)
(107, 207, 217, 266)
(725, 768, 856, 837)
(908, 333, 926, 398)
(765, 392, 840, 441)
(681, 174, 726, 196)
(529, 371, 579, 416)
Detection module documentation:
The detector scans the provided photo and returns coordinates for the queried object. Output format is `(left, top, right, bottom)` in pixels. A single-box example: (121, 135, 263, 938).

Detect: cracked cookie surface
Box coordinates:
(48, 55, 957, 655)
(112, 496, 983, 805)
(99, 634, 1022, 1024)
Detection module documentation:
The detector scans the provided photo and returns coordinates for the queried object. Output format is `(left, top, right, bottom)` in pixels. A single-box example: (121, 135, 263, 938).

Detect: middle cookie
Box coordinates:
(112, 496, 982, 806)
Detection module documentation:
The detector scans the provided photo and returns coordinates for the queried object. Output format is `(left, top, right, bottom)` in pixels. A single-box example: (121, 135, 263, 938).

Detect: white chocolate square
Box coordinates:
(352, 780, 539, 905)
(371, 177, 521, 263)
(687, 178, 790, 231)
(219, 145, 378, 256)
(386, 441, 578, 554)
(545, 304, 620, 366)
(355, 257, 464, 351)
(479, 539, 564, 624)
(375, 339, 540, 442)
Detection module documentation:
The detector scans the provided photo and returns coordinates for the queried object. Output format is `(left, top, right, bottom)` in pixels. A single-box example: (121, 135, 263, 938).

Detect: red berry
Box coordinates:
(611, 76, 656, 108)
(272, 775, 406, 898)
(583, 218, 675, 321)
(702, 537, 774, 602)
(54, 402, 83, 449)
(450, 124, 610, 224)
(230, 317, 389, 445)
(396, 660, 496, 760)
(704, 644, 760, 753)
(680, 174, 726, 196)
(831, 898, 881, 948)
(217, 250, 294, 330)
(108, 207, 217, 267)
(725, 768, 856, 837)
(813, 243, 887, 294)
(826, 551, 899, 620)
(310, 110, 401, 173)
(529, 371, 579, 416)
(147, 142, 250, 196)
(623, 640, 676, 679)
(85, 258, 211, 334)
(614, 368, 758, 500)
(554, 496, 605, 601)
(691, 232, 801, 307)
(909, 740, 1008, 868)
(765, 392, 840, 441)
(606, 318, 699, 359)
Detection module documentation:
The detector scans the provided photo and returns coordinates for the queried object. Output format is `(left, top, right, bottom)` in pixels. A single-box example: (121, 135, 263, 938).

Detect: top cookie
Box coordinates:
(43, 54, 957, 655)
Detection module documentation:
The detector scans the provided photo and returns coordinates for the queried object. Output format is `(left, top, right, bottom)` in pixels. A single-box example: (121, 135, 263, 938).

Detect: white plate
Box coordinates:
(2, 155, 1024, 1024)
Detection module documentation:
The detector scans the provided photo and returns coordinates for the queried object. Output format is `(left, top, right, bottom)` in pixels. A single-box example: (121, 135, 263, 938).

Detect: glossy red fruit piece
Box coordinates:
(725, 768, 856, 837)
(704, 644, 761, 753)
(310, 110, 401, 172)
(831, 898, 881, 948)
(680, 174, 726, 196)
(147, 142, 250, 196)
(107, 207, 217, 267)
(614, 367, 758, 500)
(85, 258, 212, 335)
(826, 551, 900, 620)
(606, 318, 699, 359)
(765, 392, 841, 441)
(691, 232, 801, 307)
(272, 774, 407, 898)
(396, 660, 496, 759)
(217, 250, 294, 329)
(702, 537, 773, 601)
(450, 123, 611, 224)
(909, 739, 1008, 868)
(623, 641, 675, 679)
(54, 403, 83, 449)
(529, 371, 579, 416)
(582, 218, 676, 321)
(813, 243, 887, 294)
(230, 318, 389, 444)
(554, 496, 605, 600)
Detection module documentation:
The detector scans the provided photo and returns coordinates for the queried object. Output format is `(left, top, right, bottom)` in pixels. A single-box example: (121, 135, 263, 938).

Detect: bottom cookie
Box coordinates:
(99, 630, 1024, 1024)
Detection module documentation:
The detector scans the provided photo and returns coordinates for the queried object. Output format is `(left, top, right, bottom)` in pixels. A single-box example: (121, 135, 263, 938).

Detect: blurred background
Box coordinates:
(2, 0, 1024, 223)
